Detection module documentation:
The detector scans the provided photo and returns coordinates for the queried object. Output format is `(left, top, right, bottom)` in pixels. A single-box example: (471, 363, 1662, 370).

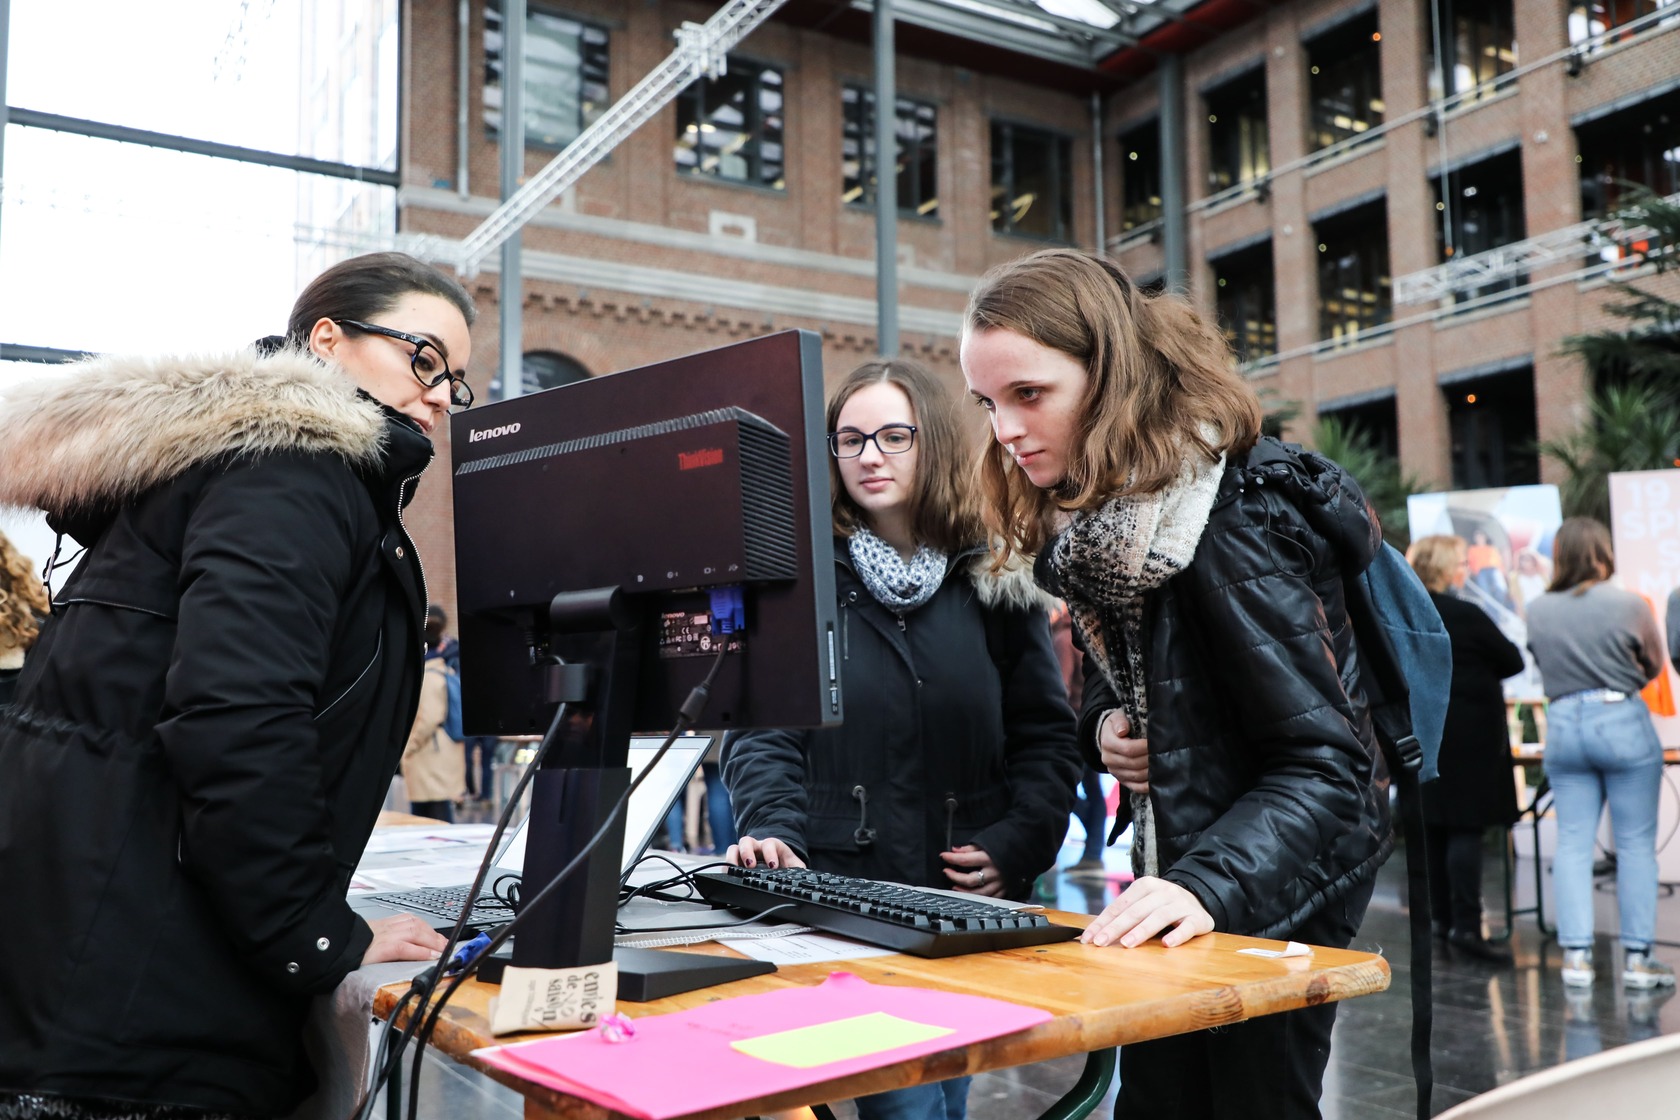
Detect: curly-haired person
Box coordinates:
(0, 530, 50, 704)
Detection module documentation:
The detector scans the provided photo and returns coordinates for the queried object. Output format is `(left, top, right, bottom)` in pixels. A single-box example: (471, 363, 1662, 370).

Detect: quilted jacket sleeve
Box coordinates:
(1160, 487, 1384, 935)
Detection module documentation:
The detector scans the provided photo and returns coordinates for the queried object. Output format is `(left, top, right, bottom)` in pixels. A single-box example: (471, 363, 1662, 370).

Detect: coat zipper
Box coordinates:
(395, 465, 431, 641)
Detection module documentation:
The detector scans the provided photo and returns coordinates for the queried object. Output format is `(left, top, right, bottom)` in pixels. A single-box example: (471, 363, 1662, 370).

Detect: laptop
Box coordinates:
(350, 734, 712, 933)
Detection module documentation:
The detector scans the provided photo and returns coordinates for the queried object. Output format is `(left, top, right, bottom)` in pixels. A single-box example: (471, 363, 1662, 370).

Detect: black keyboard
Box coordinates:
(375, 886, 516, 925)
(693, 867, 1079, 958)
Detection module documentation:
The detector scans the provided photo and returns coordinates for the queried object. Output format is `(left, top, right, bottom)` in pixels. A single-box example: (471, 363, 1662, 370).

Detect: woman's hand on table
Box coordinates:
(727, 835, 806, 869)
(363, 914, 450, 964)
(1081, 876, 1213, 948)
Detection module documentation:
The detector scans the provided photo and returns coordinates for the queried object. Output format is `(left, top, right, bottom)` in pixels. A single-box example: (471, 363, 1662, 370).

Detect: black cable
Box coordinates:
(348, 696, 570, 1120)
(403, 643, 733, 1120)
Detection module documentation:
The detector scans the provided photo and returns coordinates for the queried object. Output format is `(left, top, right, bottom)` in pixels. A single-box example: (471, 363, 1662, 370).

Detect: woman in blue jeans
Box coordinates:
(1526, 517, 1672, 990)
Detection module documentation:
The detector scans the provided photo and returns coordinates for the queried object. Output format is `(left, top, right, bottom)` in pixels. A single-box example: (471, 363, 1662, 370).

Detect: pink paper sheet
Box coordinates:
(472, 971, 1051, 1119)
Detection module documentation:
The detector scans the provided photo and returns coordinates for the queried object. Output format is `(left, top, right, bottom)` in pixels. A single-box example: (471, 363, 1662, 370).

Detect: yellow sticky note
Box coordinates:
(730, 1012, 955, 1069)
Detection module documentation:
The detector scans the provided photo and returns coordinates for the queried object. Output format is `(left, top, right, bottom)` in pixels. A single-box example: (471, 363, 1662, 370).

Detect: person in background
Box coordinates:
(0, 531, 50, 707)
(1526, 517, 1673, 991)
(403, 640, 465, 822)
(426, 604, 498, 807)
(725, 357, 1080, 1120)
(961, 247, 1391, 1120)
(0, 251, 471, 1119)
(1406, 535, 1525, 964)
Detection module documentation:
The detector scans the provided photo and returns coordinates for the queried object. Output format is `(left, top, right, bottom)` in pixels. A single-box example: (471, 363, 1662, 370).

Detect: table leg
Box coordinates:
(382, 1019, 404, 1120)
(1034, 1048, 1116, 1120)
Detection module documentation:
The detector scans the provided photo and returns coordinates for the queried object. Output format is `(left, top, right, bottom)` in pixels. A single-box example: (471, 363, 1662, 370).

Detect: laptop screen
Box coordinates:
(493, 734, 712, 876)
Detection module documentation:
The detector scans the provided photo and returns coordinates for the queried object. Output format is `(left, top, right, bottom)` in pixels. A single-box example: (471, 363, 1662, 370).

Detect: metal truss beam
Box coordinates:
(1394, 191, 1680, 304)
(457, 0, 790, 277)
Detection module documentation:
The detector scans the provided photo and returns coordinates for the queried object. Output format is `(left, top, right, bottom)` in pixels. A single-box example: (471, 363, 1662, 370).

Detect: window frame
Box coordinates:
(1305, 13, 1385, 153)
(841, 84, 940, 219)
(483, 2, 611, 153)
(1118, 119, 1162, 232)
(1314, 202, 1392, 345)
(673, 55, 787, 192)
(1210, 242, 1278, 364)
(1205, 69, 1271, 194)
(990, 119, 1075, 242)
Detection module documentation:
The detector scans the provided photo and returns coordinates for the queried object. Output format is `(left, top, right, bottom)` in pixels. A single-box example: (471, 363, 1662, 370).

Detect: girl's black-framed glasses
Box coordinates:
(827, 423, 917, 458)
(334, 318, 474, 409)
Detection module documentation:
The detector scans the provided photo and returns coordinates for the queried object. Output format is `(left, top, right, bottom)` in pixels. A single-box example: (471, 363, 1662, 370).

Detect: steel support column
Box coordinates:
(499, 0, 526, 400)
(1158, 53, 1187, 292)
(873, 0, 898, 357)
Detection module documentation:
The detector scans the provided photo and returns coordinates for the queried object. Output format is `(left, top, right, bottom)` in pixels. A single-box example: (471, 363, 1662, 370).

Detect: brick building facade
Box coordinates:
(392, 0, 1680, 617)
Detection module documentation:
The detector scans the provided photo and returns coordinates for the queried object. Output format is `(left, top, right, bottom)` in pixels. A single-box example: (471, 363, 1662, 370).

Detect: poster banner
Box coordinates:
(1407, 484, 1564, 701)
(1608, 469, 1680, 749)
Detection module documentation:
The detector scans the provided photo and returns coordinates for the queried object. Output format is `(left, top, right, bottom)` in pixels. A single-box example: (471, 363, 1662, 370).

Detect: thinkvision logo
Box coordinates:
(468, 423, 522, 443)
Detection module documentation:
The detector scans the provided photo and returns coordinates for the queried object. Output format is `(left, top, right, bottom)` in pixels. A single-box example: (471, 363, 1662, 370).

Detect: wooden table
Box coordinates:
(376, 810, 443, 828)
(373, 913, 1390, 1120)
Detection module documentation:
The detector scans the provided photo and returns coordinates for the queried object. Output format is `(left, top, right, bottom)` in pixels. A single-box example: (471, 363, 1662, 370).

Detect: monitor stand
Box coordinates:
(480, 943, 774, 1000)
(509, 588, 778, 999)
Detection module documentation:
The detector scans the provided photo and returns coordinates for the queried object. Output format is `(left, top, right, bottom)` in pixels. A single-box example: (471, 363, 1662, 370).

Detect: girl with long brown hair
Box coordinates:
(723, 357, 1080, 1120)
(961, 247, 1392, 1120)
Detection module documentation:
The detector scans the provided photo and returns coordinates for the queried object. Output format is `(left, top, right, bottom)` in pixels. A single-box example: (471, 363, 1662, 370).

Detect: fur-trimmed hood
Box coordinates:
(966, 547, 1060, 613)
(0, 349, 389, 518)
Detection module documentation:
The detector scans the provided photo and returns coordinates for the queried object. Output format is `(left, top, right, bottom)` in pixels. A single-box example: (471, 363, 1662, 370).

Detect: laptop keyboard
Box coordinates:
(377, 886, 516, 924)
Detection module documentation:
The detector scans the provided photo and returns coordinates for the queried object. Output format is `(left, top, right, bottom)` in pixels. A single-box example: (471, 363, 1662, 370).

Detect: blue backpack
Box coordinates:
(431, 662, 465, 743)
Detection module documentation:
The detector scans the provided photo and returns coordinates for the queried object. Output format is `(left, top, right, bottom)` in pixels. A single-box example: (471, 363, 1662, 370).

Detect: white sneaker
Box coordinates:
(1623, 951, 1676, 990)
(1562, 948, 1595, 987)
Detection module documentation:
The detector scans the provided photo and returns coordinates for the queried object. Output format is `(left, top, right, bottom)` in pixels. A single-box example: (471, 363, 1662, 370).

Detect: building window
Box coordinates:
(674, 61, 786, 190)
(1577, 88, 1680, 224)
(1568, 0, 1680, 49)
(1307, 12, 1385, 152)
(1319, 395, 1399, 460)
(841, 86, 939, 217)
(1119, 121, 1161, 231)
(1315, 200, 1391, 344)
(1436, 149, 1526, 303)
(990, 122, 1073, 240)
(1428, 0, 1516, 101)
(1206, 70, 1270, 193)
(488, 350, 591, 400)
(484, 3, 610, 150)
(1446, 369, 1538, 488)
(1211, 242, 1276, 363)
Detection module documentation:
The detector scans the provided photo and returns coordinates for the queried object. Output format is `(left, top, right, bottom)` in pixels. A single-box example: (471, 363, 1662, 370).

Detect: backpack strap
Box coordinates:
(1343, 574, 1434, 1120)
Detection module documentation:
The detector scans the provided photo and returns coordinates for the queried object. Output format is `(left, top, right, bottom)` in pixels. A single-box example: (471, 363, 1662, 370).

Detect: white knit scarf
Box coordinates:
(848, 526, 949, 613)
(1045, 448, 1225, 877)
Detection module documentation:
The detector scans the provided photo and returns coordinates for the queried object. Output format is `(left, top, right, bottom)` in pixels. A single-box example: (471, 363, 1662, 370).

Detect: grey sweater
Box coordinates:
(1526, 582, 1665, 700)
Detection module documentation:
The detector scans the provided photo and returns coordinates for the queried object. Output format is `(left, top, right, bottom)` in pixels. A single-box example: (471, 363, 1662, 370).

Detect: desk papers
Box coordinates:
(472, 971, 1050, 1119)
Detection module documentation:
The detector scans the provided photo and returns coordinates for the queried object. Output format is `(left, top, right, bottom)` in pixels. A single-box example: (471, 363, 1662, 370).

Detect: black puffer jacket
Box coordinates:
(0, 350, 432, 1115)
(723, 544, 1081, 897)
(1046, 439, 1394, 938)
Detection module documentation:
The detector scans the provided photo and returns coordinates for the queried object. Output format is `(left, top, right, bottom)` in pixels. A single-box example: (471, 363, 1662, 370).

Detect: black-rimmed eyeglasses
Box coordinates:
(828, 424, 917, 459)
(334, 318, 474, 409)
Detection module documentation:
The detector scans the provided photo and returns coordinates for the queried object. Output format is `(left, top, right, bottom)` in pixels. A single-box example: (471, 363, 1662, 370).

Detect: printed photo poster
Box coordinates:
(1408, 485, 1564, 701)
(1609, 470, 1680, 749)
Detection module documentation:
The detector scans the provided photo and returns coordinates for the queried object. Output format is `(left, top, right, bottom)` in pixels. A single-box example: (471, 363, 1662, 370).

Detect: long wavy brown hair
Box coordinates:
(0, 531, 50, 653)
(963, 248, 1262, 560)
(827, 359, 984, 555)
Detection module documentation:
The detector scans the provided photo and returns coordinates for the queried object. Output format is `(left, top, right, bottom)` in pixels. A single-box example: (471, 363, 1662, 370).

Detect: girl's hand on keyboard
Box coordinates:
(728, 835, 807, 870)
(362, 914, 450, 964)
(1081, 876, 1213, 949)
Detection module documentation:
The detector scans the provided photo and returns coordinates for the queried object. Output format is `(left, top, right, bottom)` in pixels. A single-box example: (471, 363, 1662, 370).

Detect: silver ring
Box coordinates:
(975, 869, 986, 886)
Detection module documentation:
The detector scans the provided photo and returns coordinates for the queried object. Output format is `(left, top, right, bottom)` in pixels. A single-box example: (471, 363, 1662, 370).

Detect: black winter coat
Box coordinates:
(1425, 591, 1524, 829)
(0, 350, 433, 1115)
(723, 546, 1081, 897)
(1049, 439, 1395, 939)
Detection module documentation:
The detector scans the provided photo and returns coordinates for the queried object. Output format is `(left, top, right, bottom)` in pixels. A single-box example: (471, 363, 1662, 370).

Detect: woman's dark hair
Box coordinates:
(1549, 517, 1615, 595)
(285, 252, 476, 345)
(827, 359, 984, 556)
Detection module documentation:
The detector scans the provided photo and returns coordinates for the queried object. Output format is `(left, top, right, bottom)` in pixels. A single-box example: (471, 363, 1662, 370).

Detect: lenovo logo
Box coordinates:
(468, 423, 522, 443)
(679, 448, 725, 471)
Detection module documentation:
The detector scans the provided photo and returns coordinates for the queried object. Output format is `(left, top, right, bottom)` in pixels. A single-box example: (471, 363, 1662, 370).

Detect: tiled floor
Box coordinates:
(379, 826, 1680, 1119)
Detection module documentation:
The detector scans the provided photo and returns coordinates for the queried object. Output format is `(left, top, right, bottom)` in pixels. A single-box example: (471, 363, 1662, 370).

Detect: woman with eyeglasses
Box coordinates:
(0, 252, 475, 1120)
(723, 358, 1080, 1120)
(961, 248, 1391, 1120)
